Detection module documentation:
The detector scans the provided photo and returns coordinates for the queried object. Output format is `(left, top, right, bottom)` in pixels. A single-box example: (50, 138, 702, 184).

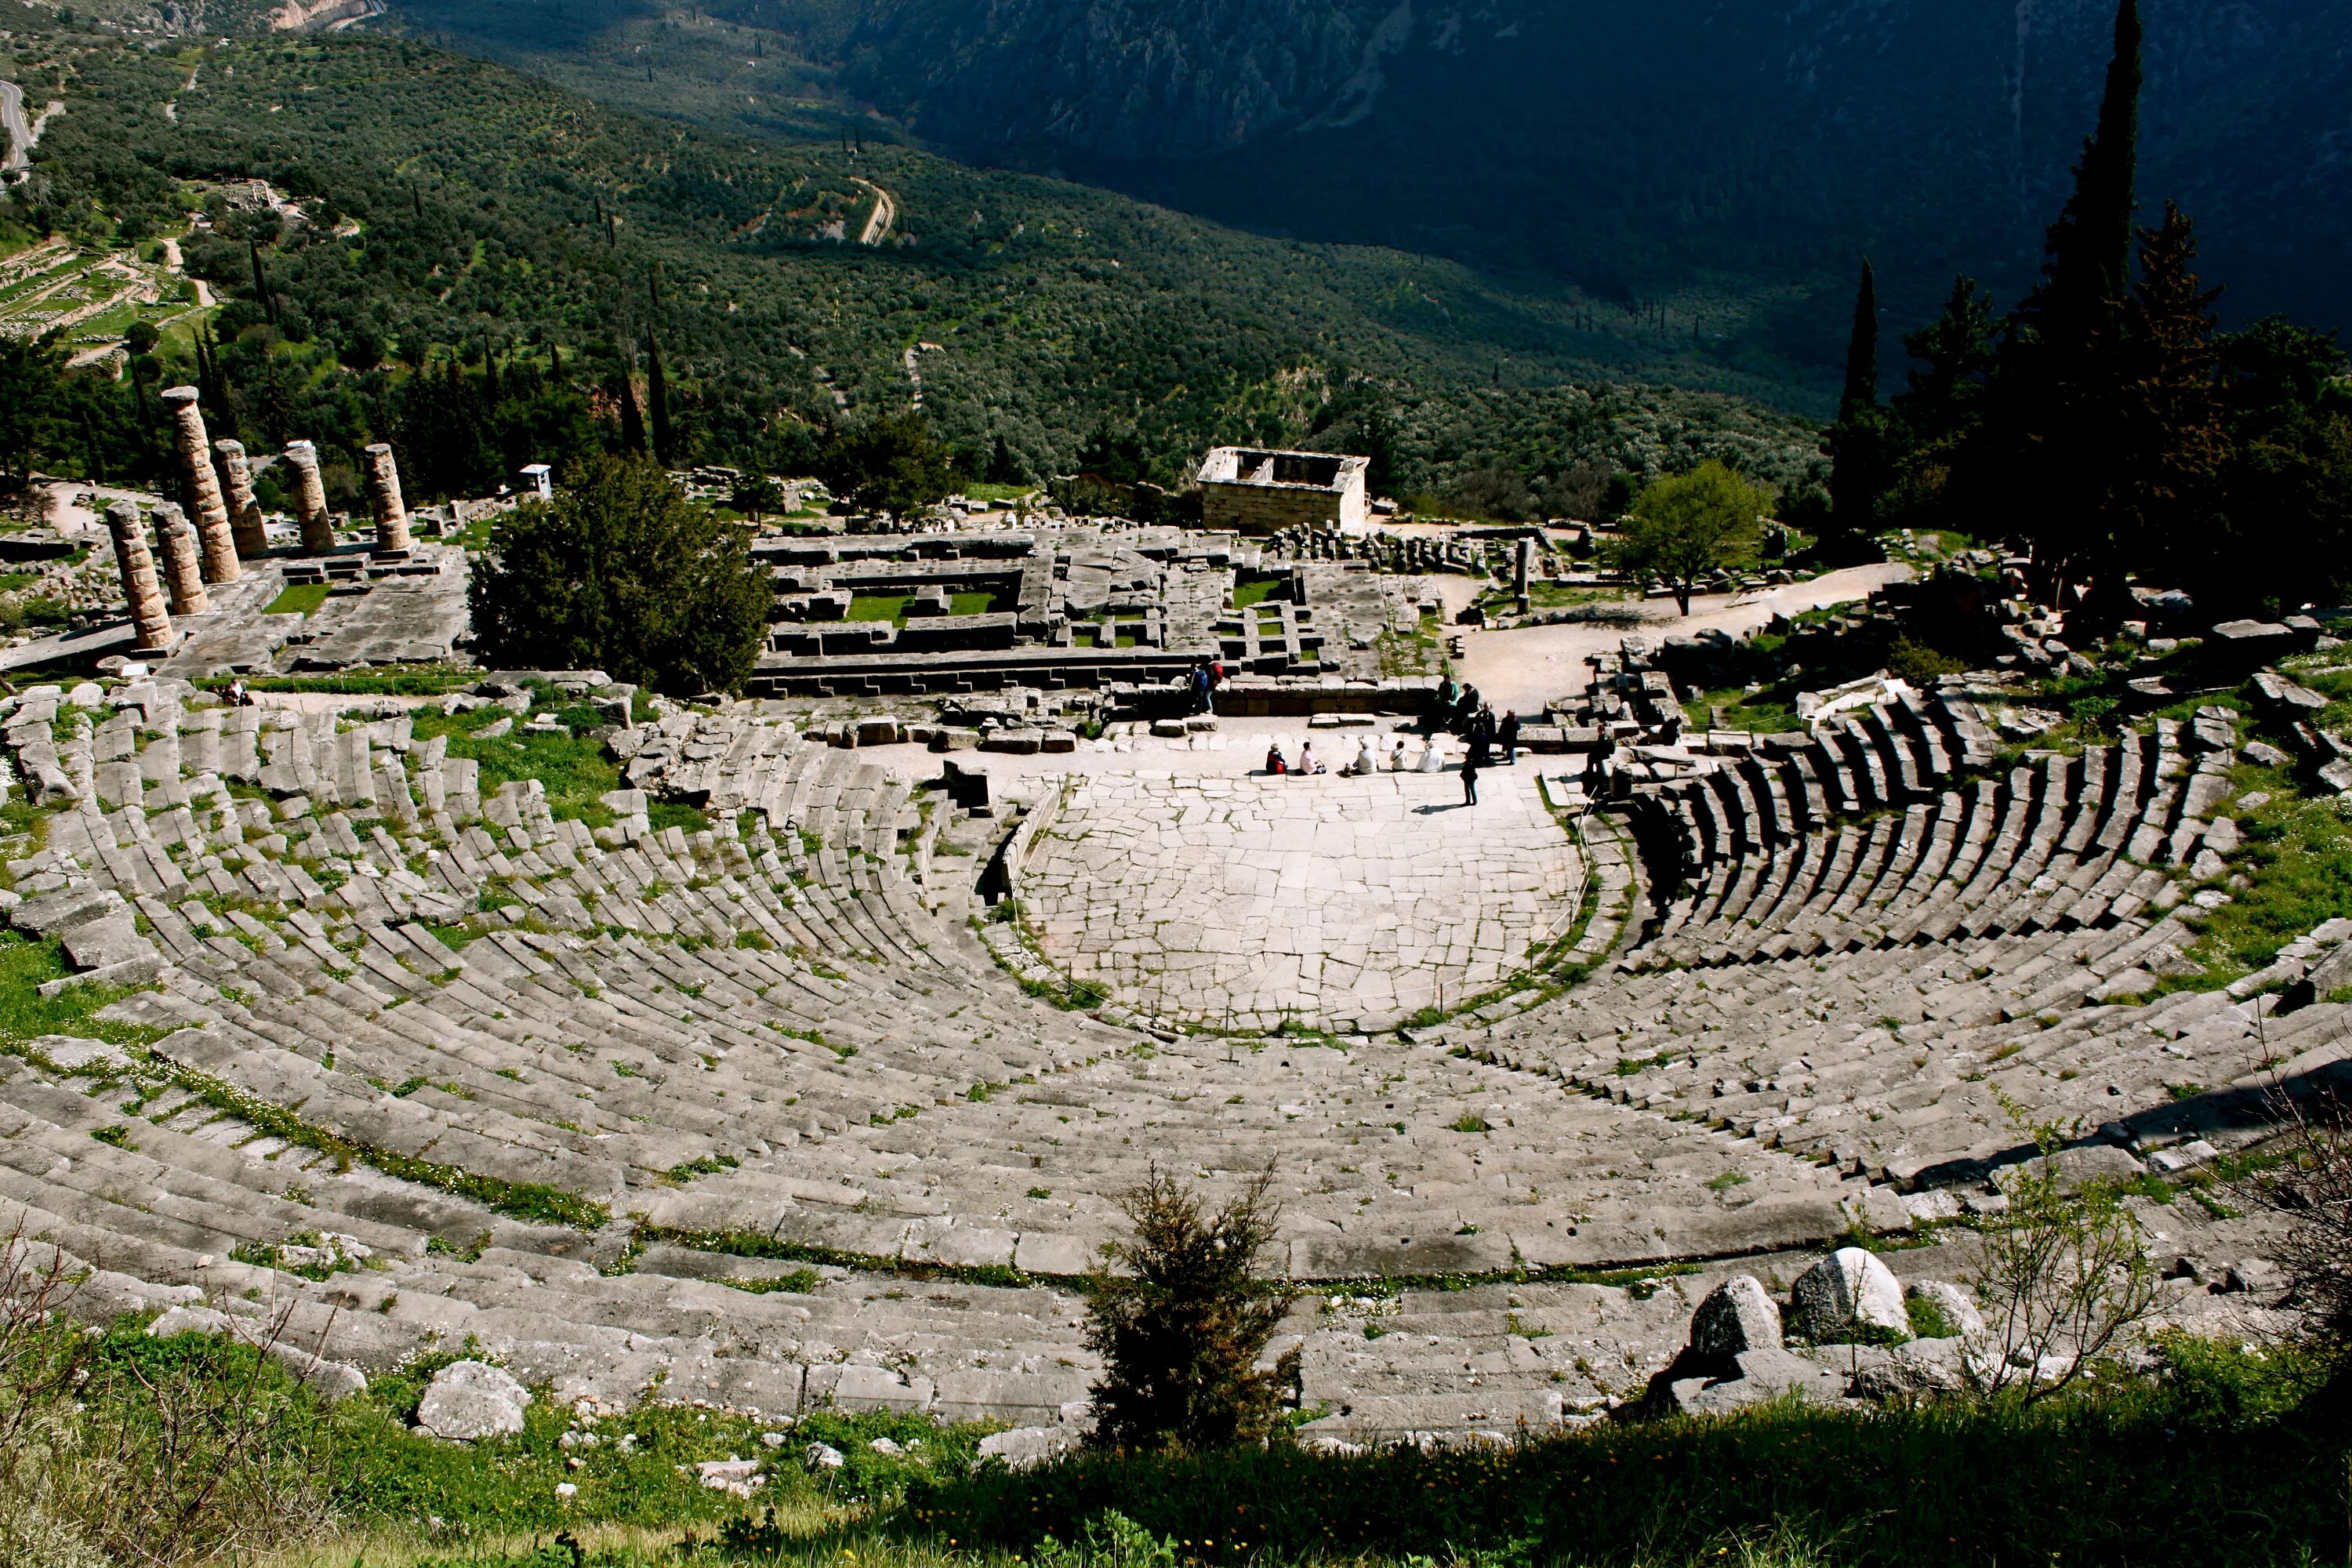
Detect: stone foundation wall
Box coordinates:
(1201, 481, 1348, 536)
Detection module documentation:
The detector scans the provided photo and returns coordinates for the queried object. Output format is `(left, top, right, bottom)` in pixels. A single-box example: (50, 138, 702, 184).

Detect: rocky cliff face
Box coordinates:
(824, 0, 1396, 160)
(792, 0, 2350, 334)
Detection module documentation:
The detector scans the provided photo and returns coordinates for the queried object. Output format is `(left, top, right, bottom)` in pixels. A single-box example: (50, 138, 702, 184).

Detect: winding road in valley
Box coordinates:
(1, 81, 31, 177)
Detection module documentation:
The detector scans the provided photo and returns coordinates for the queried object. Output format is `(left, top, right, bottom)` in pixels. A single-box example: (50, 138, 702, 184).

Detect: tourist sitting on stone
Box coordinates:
(1265, 742, 1288, 775)
(1389, 737, 1413, 771)
(1349, 737, 1378, 775)
(1416, 740, 1446, 773)
(1297, 741, 1328, 775)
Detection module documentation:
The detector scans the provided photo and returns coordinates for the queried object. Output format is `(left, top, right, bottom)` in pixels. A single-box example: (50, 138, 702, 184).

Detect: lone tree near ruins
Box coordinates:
(818, 413, 957, 522)
(469, 456, 769, 695)
(1084, 1168, 1299, 1452)
(1606, 459, 1773, 615)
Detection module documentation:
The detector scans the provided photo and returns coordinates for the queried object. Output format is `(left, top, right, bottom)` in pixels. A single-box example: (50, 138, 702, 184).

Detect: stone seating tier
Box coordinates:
(0, 678, 2316, 1437)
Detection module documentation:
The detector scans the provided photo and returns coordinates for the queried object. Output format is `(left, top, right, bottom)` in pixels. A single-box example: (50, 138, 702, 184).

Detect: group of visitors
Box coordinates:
(1265, 735, 1454, 778)
(1185, 659, 1225, 716)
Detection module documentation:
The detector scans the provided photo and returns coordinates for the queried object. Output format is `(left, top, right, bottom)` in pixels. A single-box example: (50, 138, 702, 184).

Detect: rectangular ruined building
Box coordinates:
(1195, 447, 1371, 536)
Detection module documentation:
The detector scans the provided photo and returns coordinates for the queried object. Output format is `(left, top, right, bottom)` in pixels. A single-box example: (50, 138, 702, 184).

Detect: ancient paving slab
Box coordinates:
(285, 554, 470, 669)
(1022, 770, 1579, 1031)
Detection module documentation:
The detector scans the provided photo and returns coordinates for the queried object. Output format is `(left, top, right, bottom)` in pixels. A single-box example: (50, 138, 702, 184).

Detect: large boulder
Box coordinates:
(1788, 1247, 1908, 1342)
(1688, 1276, 1783, 1360)
(1665, 1347, 1857, 1416)
(1853, 1338, 1972, 1399)
(415, 1359, 531, 1442)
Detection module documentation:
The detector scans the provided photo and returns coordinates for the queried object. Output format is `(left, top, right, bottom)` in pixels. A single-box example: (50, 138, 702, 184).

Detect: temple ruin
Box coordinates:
(1196, 446, 1372, 535)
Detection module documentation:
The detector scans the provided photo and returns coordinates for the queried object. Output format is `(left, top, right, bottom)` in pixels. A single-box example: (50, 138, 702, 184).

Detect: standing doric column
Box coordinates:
(151, 502, 209, 618)
(284, 440, 335, 554)
(105, 499, 174, 652)
(158, 386, 241, 584)
(1514, 536, 1532, 602)
(212, 438, 269, 559)
(363, 442, 412, 554)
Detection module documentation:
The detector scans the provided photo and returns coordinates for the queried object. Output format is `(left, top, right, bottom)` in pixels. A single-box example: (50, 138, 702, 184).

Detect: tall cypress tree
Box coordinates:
(1838, 259, 1880, 424)
(616, 343, 648, 457)
(645, 329, 673, 468)
(1824, 258, 1892, 553)
(1976, 0, 2143, 605)
(2031, 0, 2142, 346)
(249, 242, 278, 328)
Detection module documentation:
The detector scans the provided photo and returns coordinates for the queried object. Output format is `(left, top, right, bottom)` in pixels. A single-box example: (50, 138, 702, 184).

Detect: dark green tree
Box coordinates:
(1992, 0, 2142, 603)
(1886, 276, 2001, 532)
(0, 336, 61, 492)
(1075, 424, 1149, 485)
(984, 433, 1025, 486)
(1821, 258, 1893, 557)
(2023, 0, 2143, 353)
(468, 456, 770, 695)
(2117, 203, 2228, 585)
(1083, 1169, 1298, 1453)
(615, 346, 648, 457)
(645, 329, 673, 468)
(818, 413, 954, 520)
(730, 472, 784, 521)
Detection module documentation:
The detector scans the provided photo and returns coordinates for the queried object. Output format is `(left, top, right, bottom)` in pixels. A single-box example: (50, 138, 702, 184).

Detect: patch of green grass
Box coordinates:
(412, 700, 622, 827)
(717, 1266, 824, 1295)
(1232, 575, 1282, 610)
(948, 590, 1000, 617)
(2179, 758, 2352, 975)
(1905, 1292, 1958, 1340)
(195, 667, 474, 697)
(157, 1053, 607, 1229)
(0, 931, 164, 1050)
(848, 593, 913, 622)
(648, 801, 712, 835)
(262, 582, 332, 617)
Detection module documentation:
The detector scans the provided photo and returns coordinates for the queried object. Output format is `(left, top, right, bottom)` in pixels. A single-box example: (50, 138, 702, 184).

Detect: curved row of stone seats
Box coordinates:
(0, 1024, 1719, 1436)
(1623, 707, 2215, 970)
(633, 1024, 1910, 1280)
(1435, 909, 2352, 1193)
(0, 1061, 1097, 1421)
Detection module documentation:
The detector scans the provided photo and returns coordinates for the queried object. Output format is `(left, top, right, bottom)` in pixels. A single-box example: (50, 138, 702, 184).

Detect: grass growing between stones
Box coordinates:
(0, 931, 159, 1051)
(2180, 759, 2352, 978)
(263, 583, 333, 618)
(412, 702, 622, 826)
(195, 668, 478, 697)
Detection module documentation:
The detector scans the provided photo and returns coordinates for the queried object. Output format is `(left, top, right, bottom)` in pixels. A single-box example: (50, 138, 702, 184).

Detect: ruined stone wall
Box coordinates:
(1201, 482, 1347, 536)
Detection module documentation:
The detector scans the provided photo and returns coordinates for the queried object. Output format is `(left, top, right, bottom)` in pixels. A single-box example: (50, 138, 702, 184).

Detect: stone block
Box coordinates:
(1688, 1275, 1782, 1359)
(806, 1363, 933, 1414)
(1012, 1232, 1101, 1277)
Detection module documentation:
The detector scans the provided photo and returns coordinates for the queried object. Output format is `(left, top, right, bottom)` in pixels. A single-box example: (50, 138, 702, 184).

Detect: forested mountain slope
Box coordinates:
(387, 0, 2350, 386)
(2, 15, 1816, 501)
